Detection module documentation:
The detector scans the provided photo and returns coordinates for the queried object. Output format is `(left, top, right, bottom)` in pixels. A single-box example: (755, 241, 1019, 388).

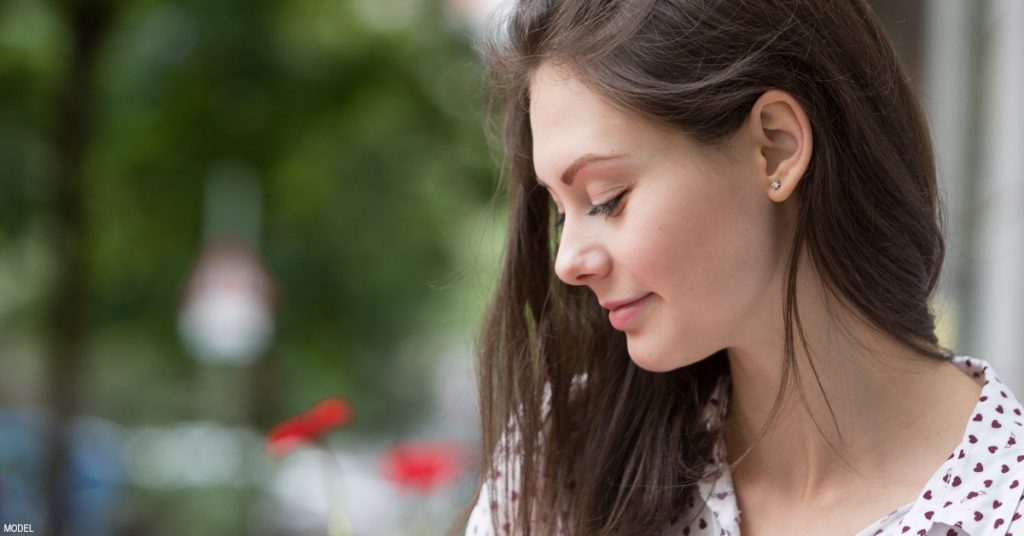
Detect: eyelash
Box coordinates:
(553, 190, 628, 228)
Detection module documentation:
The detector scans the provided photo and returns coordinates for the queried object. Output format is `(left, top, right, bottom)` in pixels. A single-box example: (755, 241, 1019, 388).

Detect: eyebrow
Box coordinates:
(537, 154, 626, 188)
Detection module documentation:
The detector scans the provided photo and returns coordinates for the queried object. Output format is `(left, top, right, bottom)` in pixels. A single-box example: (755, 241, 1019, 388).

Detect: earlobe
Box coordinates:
(749, 89, 813, 201)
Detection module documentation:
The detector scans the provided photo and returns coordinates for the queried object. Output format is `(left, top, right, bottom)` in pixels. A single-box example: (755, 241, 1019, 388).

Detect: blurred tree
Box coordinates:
(0, 0, 498, 532)
(25, 1, 116, 534)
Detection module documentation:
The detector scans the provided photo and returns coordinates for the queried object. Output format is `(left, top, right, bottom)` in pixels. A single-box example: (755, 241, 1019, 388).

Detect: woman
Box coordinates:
(462, 1, 1024, 534)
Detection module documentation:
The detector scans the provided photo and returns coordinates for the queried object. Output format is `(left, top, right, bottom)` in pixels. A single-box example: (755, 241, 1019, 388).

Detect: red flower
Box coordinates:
(266, 397, 354, 458)
(379, 441, 468, 492)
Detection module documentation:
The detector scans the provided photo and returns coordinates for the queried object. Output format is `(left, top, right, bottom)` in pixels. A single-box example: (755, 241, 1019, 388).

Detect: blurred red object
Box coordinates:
(266, 397, 354, 458)
(379, 441, 468, 492)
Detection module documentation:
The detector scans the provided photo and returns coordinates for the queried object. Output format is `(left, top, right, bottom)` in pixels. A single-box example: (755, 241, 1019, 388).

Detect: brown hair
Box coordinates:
(459, 1, 951, 534)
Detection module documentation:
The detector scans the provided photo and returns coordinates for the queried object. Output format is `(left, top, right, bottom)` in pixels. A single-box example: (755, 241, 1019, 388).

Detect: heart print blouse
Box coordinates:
(465, 356, 1024, 536)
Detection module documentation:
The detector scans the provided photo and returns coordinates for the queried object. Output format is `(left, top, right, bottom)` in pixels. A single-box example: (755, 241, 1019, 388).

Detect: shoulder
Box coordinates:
(922, 356, 1024, 536)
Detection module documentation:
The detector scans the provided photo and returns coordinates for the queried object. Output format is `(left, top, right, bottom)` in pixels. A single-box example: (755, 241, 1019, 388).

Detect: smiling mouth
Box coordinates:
(601, 294, 651, 311)
(606, 293, 653, 330)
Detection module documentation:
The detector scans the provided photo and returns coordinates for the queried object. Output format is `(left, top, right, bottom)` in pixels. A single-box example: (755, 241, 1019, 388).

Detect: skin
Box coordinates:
(529, 62, 983, 535)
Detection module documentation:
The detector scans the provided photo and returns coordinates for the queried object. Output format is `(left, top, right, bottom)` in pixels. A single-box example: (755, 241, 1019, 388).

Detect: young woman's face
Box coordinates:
(529, 63, 793, 372)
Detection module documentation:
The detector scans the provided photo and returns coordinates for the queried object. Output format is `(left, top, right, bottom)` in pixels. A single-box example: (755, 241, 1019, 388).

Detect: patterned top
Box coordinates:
(466, 356, 1024, 536)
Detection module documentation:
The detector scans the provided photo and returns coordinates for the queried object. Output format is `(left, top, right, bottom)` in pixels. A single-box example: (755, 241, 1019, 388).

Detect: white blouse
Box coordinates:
(466, 356, 1024, 536)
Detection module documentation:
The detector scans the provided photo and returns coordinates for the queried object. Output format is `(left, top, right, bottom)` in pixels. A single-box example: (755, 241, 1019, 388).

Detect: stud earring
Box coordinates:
(770, 179, 781, 191)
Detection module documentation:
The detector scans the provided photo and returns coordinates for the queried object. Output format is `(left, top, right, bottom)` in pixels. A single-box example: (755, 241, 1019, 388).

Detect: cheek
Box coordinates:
(624, 184, 775, 325)
(629, 233, 763, 370)
(622, 188, 728, 293)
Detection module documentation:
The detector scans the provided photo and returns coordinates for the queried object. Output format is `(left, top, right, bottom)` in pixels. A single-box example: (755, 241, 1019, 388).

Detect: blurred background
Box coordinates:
(0, 0, 1020, 535)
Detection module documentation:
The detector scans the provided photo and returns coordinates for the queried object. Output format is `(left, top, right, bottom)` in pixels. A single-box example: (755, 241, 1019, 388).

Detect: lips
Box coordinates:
(603, 293, 653, 331)
(601, 294, 651, 312)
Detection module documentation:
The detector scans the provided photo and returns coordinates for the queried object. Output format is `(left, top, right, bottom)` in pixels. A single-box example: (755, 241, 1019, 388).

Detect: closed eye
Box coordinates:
(586, 190, 628, 217)
(552, 190, 629, 229)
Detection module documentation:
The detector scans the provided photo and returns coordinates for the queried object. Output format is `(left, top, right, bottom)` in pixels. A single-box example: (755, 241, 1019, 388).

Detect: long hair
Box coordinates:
(459, 1, 951, 534)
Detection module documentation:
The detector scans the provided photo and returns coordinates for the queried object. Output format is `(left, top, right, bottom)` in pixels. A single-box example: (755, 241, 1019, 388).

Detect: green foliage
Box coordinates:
(0, 0, 498, 432)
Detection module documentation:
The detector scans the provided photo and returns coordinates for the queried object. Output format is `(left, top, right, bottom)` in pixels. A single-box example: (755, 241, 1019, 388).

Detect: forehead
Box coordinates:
(528, 63, 660, 182)
(529, 63, 631, 132)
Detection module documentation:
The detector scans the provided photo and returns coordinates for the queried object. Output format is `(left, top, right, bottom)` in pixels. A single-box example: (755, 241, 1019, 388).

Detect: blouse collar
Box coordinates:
(690, 356, 1024, 536)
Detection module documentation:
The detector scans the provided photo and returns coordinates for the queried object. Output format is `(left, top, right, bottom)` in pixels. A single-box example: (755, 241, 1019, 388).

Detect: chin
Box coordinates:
(625, 339, 679, 373)
(626, 337, 711, 373)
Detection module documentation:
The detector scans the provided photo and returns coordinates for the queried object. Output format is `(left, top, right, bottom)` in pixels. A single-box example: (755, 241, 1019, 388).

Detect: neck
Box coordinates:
(721, 255, 981, 504)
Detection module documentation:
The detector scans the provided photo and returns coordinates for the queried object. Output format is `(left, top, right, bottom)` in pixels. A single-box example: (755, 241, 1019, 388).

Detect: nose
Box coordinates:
(553, 221, 611, 286)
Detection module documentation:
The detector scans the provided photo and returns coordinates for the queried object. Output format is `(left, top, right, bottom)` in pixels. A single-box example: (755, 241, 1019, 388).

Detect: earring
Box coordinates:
(770, 179, 781, 191)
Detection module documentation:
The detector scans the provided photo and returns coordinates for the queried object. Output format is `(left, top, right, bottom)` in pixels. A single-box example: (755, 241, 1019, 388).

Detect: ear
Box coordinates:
(746, 90, 813, 202)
